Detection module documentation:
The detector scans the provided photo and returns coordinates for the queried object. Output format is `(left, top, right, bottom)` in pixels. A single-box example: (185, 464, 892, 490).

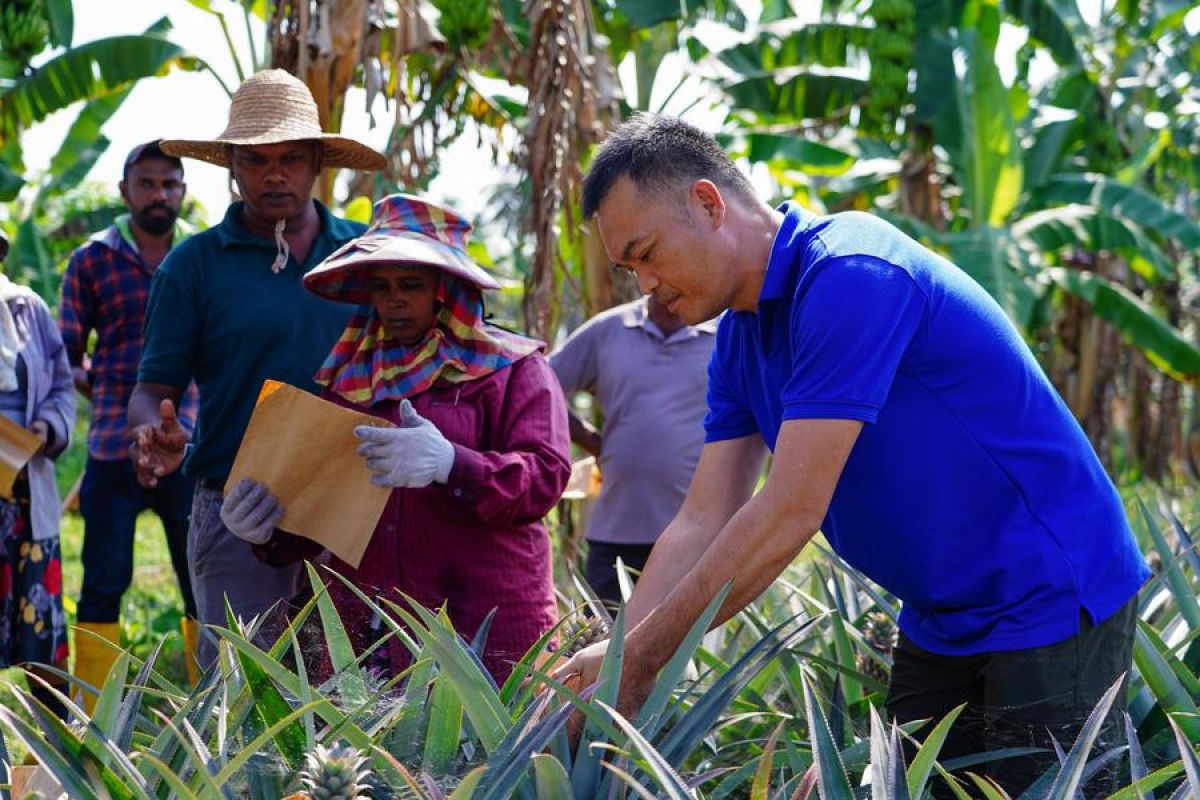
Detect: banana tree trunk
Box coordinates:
(581, 222, 638, 316)
(899, 122, 944, 228)
(269, 0, 367, 205)
(1127, 350, 1151, 475)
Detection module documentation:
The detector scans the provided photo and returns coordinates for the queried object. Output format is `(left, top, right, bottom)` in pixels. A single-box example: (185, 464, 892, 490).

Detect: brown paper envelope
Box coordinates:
(226, 381, 395, 567)
(0, 414, 43, 500)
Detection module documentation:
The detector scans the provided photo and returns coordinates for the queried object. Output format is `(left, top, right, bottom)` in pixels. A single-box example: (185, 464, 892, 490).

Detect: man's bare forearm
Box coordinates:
(624, 419, 862, 679)
(627, 489, 819, 675)
(623, 436, 768, 631)
(128, 382, 183, 429)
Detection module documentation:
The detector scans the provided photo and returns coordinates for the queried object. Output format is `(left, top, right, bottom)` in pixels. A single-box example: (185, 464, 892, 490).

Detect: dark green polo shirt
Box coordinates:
(139, 200, 365, 480)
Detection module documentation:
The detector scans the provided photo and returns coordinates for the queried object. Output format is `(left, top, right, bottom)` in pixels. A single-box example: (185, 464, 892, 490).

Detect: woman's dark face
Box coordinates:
(367, 264, 438, 345)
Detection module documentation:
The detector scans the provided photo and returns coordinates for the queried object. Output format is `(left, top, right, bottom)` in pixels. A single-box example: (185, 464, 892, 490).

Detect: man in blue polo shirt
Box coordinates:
(128, 70, 386, 667)
(553, 114, 1147, 795)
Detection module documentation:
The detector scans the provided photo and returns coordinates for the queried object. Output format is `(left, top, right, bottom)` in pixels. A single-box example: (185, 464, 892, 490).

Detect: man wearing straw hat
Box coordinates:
(128, 69, 386, 667)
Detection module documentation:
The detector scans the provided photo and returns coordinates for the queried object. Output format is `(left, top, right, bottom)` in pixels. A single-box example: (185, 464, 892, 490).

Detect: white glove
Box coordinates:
(355, 399, 455, 489)
(220, 479, 284, 545)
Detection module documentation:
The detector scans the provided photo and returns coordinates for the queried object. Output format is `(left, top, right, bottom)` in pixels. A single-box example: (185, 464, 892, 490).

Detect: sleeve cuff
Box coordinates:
(781, 401, 879, 424)
(444, 443, 484, 503)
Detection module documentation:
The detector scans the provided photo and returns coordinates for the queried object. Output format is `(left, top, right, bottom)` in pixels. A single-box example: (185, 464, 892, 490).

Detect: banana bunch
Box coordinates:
(865, 0, 914, 125)
(430, 0, 492, 50)
(0, 0, 50, 68)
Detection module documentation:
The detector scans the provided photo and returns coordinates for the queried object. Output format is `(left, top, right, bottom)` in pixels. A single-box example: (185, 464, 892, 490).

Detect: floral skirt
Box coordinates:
(0, 472, 67, 668)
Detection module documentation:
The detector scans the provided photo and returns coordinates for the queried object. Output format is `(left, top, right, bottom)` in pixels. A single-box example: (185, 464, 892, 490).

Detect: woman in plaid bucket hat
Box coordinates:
(220, 194, 572, 683)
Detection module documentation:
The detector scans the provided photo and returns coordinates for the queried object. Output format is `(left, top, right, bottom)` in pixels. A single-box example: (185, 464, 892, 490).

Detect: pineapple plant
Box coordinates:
(855, 610, 898, 687)
(297, 742, 373, 800)
(561, 615, 610, 658)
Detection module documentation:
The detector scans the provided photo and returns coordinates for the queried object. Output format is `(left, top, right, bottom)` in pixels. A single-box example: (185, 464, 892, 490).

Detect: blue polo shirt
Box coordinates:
(706, 203, 1147, 656)
(140, 201, 364, 480)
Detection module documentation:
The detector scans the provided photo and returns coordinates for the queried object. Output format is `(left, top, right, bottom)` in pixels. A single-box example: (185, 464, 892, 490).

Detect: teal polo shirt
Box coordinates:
(139, 201, 364, 480)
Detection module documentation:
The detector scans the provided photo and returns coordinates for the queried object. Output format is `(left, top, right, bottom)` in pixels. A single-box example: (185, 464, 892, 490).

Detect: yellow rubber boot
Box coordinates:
(72, 622, 122, 715)
(180, 618, 200, 686)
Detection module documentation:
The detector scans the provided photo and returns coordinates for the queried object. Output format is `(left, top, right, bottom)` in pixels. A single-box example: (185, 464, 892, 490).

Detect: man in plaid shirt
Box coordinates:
(59, 141, 201, 692)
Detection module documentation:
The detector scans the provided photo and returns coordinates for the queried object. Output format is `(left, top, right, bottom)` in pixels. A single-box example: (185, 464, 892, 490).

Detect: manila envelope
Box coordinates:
(226, 381, 395, 567)
(0, 414, 42, 500)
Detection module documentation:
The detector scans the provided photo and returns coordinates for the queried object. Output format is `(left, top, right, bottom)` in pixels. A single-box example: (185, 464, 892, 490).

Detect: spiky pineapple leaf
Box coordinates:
(658, 616, 813, 765)
(213, 702, 326, 788)
(571, 603, 626, 799)
(1138, 498, 1200, 628)
(136, 752, 201, 800)
(1133, 622, 1200, 743)
(905, 703, 966, 797)
(1168, 714, 1200, 797)
(211, 625, 374, 750)
(423, 672, 464, 775)
(448, 765, 488, 799)
(307, 563, 368, 709)
(802, 672, 854, 800)
(532, 753, 573, 798)
(474, 690, 575, 799)
(1043, 677, 1123, 800)
(596, 700, 695, 799)
(635, 583, 733, 739)
(387, 597, 511, 753)
(750, 722, 785, 800)
(0, 705, 114, 800)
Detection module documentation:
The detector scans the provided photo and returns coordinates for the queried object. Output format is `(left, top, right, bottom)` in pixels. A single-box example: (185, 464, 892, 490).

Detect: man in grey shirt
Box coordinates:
(550, 295, 717, 607)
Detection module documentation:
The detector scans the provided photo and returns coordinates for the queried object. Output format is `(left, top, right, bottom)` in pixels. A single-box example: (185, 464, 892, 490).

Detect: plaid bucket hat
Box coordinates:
(160, 69, 385, 171)
(304, 194, 501, 303)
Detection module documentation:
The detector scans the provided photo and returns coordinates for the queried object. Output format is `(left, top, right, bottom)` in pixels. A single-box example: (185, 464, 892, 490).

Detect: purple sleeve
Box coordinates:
(548, 315, 601, 395)
(31, 297, 76, 458)
(443, 355, 572, 526)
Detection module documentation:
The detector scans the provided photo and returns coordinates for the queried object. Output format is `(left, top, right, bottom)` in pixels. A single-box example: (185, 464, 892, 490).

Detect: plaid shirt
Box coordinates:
(59, 218, 198, 460)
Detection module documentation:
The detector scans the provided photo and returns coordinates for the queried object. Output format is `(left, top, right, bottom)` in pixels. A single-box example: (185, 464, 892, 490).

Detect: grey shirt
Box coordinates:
(550, 298, 717, 544)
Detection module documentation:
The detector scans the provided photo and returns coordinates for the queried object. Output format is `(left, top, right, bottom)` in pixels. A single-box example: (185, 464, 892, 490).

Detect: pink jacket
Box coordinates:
(262, 353, 570, 683)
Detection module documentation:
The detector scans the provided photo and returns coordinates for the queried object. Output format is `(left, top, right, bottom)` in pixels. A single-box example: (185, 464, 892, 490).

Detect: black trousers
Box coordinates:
(78, 457, 197, 622)
(584, 540, 654, 611)
(885, 597, 1137, 798)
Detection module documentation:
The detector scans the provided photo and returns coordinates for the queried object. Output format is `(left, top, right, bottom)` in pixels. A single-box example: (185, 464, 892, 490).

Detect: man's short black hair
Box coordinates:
(123, 140, 184, 182)
(582, 114, 757, 218)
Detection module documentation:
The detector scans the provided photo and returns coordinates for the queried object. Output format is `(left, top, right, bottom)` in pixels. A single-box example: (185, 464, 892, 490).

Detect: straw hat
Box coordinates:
(304, 194, 501, 303)
(160, 69, 385, 171)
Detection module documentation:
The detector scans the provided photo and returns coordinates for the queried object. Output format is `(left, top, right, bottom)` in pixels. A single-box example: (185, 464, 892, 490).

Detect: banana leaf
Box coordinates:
(715, 21, 873, 73)
(941, 3, 1024, 228)
(1012, 205, 1175, 282)
(721, 67, 867, 121)
(1001, 0, 1083, 64)
(1043, 267, 1200, 381)
(1031, 175, 1200, 249)
(0, 26, 206, 136)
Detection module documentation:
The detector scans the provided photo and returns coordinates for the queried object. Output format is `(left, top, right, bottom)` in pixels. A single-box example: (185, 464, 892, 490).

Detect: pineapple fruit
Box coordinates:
(855, 611, 898, 687)
(297, 742, 372, 800)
